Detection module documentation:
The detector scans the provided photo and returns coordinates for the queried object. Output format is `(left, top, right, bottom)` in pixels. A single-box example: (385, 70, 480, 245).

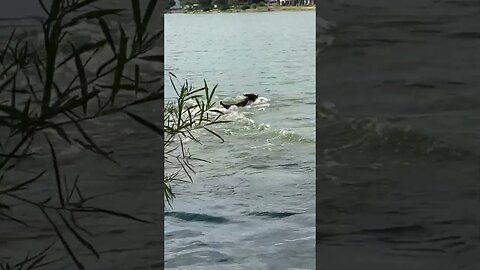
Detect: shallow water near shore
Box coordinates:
(165, 11, 315, 269)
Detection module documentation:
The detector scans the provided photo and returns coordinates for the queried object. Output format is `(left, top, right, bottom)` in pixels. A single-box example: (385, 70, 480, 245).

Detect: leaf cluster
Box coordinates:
(164, 73, 228, 206)
(0, 0, 161, 268)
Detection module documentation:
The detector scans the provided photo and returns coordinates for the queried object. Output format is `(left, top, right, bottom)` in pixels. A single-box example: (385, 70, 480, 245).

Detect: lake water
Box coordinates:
(317, 1, 480, 269)
(165, 11, 316, 269)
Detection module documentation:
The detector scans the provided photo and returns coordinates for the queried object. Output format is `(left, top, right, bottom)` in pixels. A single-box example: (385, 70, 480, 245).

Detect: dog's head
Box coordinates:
(243, 93, 258, 101)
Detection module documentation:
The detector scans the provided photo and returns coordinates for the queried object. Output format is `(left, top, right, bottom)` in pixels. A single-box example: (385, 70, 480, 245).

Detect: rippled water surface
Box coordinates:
(165, 11, 316, 269)
(317, 1, 480, 269)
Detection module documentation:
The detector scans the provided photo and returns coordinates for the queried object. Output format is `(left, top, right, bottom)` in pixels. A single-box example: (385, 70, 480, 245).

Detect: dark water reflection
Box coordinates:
(317, 1, 480, 269)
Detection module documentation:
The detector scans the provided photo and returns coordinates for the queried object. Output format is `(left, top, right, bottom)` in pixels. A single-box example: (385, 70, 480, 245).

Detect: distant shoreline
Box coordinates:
(166, 5, 315, 14)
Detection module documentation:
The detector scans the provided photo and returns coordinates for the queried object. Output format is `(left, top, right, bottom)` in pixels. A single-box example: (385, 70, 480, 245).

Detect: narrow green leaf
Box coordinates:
(38, 0, 50, 15)
(44, 134, 64, 207)
(0, 212, 28, 227)
(204, 127, 224, 143)
(50, 125, 71, 144)
(131, 0, 142, 38)
(48, 0, 62, 20)
(137, 30, 162, 53)
(124, 110, 162, 136)
(98, 18, 116, 55)
(0, 170, 45, 194)
(138, 55, 163, 62)
(141, 0, 158, 34)
(96, 55, 117, 77)
(70, 44, 89, 114)
(110, 24, 128, 104)
(58, 213, 100, 259)
(0, 104, 23, 119)
(0, 28, 15, 63)
(57, 40, 107, 69)
(41, 209, 85, 270)
(74, 207, 151, 223)
(134, 64, 139, 96)
(66, 113, 119, 165)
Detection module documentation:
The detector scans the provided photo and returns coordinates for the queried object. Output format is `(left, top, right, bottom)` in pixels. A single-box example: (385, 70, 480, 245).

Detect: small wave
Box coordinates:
(166, 96, 312, 146)
(165, 211, 229, 224)
(317, 16, 336, 52)
(240, 122, 311, 144)
(165, 96, 315, 150)
(269, 129, 311, 143)
(318, 103, 477, 160)
(215, 98, 312, 144)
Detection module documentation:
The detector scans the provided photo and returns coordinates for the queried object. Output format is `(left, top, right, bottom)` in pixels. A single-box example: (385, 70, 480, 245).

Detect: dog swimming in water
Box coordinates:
(220, 94, 259, 109)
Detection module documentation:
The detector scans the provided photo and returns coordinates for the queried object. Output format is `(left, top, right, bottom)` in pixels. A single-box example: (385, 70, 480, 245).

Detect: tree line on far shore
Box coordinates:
(167, 0, 313, 11)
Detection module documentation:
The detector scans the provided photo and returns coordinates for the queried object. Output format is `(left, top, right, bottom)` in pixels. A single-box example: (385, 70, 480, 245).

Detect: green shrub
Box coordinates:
(164, 74, 227, 206)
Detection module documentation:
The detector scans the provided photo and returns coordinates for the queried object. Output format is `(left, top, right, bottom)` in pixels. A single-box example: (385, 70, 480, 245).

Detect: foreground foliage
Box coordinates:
(0, 0, 161, 268)
(164, 73, 227, 206)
